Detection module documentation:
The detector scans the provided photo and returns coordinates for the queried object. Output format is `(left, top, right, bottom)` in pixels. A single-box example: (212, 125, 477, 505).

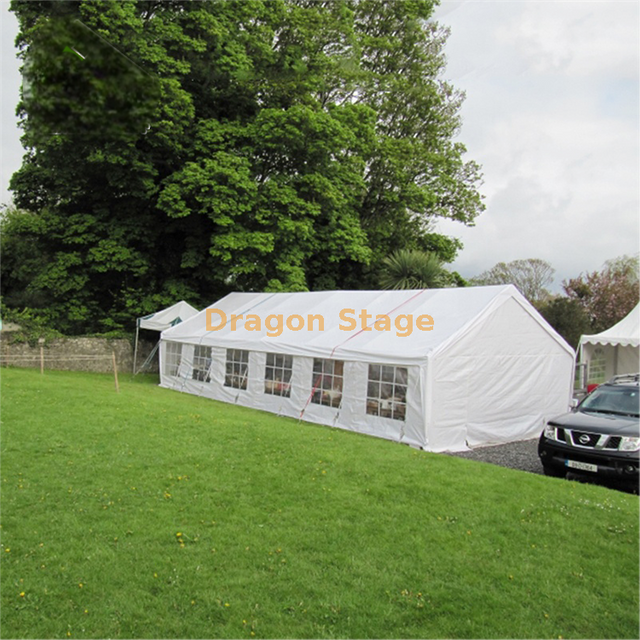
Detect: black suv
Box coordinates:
(538, 374, 639, 489)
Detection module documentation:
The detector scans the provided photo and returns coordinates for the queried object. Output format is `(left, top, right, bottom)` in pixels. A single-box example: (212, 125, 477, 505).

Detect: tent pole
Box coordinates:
(138, 340, 160, 375)
(133, 322, 140, 374)
(577, 342, 584, 390)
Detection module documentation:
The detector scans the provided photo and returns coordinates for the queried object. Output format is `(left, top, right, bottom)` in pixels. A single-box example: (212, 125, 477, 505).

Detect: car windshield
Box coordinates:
(580, 386, 640, 417)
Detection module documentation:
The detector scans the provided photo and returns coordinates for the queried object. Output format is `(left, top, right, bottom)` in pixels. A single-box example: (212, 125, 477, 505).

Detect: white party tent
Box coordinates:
(579, 304, 640, 385)
(159, 285, 575, 452)
(133, 301, 199, 373)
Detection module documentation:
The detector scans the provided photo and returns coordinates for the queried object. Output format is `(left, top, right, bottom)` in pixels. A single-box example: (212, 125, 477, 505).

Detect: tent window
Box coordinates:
(225, 349, 249, 390)
(192, 345, 212, 383)
(589, 347, 606, 384)
(264, 353, 293, 397)
(366, 364, 407, 421)
(311, 359, 344, 408)
(164, 342, 182, 377)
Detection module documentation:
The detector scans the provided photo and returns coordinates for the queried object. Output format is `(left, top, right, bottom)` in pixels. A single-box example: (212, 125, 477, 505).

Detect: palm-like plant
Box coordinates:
(379, 250, 449, 290)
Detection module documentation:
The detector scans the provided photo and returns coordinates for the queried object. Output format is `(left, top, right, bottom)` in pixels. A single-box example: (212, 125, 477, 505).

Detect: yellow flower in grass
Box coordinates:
(19, 592, 25, 598)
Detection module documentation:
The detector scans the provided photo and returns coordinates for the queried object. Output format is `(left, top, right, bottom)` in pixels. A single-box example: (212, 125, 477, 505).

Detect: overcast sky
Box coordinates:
(1, 1, 638, 290)
(432, 0, 639, 289)
(0, 5, 21, 211)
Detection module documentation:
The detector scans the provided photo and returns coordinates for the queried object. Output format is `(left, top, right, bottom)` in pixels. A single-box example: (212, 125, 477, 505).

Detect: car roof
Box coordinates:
(606, 373, 639, 387)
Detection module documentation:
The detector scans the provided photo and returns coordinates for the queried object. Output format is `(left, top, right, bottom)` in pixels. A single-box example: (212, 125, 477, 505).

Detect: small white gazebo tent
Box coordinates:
(133, 301, 199, 373)
(158, 286, 575, 452)
(579, 304, 640, 384)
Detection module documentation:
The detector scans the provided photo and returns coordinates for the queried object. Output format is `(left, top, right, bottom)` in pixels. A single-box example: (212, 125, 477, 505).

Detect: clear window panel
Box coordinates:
(589, 348, 606, 384)
(224, 349, 249, 389)
(381, 366, 395, 382)
(366, 364, 408, 421)
(192, 345, 212, 383)
(311, 358, 344, 408)
(164, 342, 182, 377)
(264, 353, 293, 397)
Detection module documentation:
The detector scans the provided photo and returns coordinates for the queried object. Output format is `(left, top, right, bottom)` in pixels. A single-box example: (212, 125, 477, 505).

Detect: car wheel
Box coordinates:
(542, 464, 566, 478)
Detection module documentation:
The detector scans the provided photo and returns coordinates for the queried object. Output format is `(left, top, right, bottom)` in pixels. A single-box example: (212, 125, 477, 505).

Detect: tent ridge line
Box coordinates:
(328, 289, 428, 359)
(509, 293, 575, 357)
(199, 292, 280, 339)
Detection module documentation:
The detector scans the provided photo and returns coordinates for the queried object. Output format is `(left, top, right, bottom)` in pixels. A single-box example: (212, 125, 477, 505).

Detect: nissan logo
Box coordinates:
(579, 434, 591, 445)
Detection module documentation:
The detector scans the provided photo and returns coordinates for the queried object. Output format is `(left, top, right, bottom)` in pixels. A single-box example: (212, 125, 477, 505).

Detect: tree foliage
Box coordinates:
(563, 255, 639, 333)
(470, 258, 555, 306)
(5, 0, 483, 333)
(379, 249, 450, 290)
(537, 296, 590, 350)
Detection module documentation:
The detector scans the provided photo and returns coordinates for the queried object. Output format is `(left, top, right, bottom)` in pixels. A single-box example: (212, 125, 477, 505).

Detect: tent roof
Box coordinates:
(162, 286, 572, 364)
(138, 301, 199, 332)
(579, 303, 640, 349)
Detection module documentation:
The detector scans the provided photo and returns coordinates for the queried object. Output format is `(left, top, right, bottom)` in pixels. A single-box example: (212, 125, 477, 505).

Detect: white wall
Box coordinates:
(428, 296, 574, 451)
(582, 342, 640, 383)
(159, 340, 427, 448)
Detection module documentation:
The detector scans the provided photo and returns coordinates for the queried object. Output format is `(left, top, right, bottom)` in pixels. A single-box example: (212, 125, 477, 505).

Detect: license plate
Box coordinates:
(566, 460, 598, 473)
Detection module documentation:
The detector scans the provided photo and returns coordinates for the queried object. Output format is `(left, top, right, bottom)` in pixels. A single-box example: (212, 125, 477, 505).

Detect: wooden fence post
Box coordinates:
(112, 351, 120, 393)
(38, 338, 45, 374)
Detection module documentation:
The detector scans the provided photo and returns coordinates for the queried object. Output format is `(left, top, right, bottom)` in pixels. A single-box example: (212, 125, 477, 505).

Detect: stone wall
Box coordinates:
(0, 333, 159, 374)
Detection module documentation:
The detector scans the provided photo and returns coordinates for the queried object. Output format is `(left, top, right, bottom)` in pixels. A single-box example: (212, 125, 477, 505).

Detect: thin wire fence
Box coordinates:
(0, 353, 120, 392)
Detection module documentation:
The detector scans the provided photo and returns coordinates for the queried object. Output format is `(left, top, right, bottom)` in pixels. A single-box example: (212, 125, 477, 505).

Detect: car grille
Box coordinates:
(605, 436, 622, 450)
(565, 429, 622, 450)
(570, 431, 600, 447)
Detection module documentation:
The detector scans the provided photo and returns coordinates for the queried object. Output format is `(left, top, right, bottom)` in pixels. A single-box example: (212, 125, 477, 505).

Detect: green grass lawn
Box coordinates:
(1, 368, 638, 639)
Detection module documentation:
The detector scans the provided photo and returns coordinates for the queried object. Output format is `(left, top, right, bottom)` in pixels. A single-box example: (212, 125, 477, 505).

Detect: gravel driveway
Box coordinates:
(446, 438, 542, 474)
(447, 437, 639, 494)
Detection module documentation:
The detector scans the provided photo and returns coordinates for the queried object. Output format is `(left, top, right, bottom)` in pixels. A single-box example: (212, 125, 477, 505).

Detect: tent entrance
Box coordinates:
(134, 340, 160, 375)
(133, 301, 199, 374)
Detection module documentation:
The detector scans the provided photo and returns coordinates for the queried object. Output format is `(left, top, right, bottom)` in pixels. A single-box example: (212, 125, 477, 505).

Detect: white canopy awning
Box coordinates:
(133, 301, 200, 373)
(580, 303, 640, 349)
(138, 301, 199, 332)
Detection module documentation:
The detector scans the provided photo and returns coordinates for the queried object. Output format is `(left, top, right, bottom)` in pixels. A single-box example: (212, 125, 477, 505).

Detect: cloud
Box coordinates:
(0, 8, 23, 208)
(499, 2, 639, 78)
(433, 0, 639, 289)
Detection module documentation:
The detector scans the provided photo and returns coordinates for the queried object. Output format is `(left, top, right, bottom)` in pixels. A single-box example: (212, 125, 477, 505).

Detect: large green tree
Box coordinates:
(4, 0, 483, 333)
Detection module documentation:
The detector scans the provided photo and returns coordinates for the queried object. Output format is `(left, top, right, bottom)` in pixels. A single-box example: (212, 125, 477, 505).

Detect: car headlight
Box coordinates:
(619, 437, 640, 452)
(543, 424, 557, 440)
